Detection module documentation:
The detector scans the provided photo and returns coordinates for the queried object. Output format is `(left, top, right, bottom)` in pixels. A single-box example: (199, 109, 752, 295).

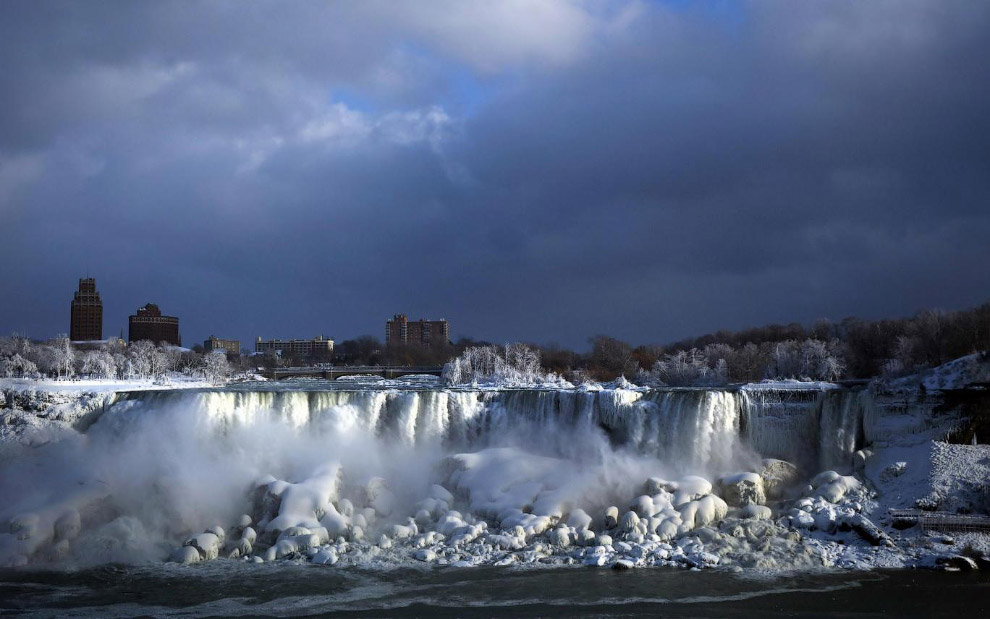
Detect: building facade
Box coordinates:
(70, 278, 103, 341)
(385, 314, 450, 347)
(204, 336, 241, 355)
(128, 303, 181, 346)
(255, 335, 334, 359)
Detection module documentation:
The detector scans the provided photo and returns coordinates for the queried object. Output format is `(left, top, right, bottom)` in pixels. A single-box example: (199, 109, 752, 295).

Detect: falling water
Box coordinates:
(107, 385, 869, 473)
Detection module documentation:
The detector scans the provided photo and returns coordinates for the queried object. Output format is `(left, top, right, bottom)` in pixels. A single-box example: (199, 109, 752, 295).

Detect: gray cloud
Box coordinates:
(1, 1, 988, 349)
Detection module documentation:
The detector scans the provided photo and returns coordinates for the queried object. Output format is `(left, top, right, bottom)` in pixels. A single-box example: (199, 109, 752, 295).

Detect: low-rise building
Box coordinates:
(204, 336, 240, 355)
(129, 303, 181, 346)
(255, 335, 334, 358)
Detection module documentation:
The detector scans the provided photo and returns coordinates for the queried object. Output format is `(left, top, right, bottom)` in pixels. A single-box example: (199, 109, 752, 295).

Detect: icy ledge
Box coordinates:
(0, 376, 213, 445)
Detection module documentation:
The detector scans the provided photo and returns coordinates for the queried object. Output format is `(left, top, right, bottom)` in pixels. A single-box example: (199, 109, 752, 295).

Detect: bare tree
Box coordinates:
(589, 335, 638, 380)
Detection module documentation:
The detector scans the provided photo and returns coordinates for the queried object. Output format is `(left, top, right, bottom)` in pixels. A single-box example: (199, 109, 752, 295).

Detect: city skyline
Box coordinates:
(57, 274, 458, 351)
(13, 271, 990, 352)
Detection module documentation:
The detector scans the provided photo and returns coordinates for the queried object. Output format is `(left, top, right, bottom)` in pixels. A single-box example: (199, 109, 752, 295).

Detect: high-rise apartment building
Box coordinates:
(70, 278, 103, 341)
(129, 303, 181, 346)
(385, 314, 450, 347)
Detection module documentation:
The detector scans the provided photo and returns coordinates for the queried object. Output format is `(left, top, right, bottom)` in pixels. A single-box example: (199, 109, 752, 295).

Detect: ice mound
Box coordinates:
(810, 471, 861, 503)
(147, 452, 893, 572)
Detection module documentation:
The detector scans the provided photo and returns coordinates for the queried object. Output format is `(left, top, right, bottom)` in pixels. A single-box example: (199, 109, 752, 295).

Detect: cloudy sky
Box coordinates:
(1, 1, 988, 349)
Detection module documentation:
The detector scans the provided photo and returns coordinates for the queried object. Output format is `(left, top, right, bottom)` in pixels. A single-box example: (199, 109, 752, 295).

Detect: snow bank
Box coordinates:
(924, 442, 990, 513)
(891, 353, 990, 392)
(0, 375, 213, 395)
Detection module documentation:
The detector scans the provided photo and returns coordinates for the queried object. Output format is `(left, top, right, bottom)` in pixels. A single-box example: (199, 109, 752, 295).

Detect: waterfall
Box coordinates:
(740, 389, 824, 469)
(740, 387, 869, 472)
(104, 385, 873, 474)
(819, 390, 869, 470)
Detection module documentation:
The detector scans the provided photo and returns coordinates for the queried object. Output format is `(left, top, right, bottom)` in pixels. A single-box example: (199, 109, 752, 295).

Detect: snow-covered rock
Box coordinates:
(717, 473, 766, 507)
(759, 459, 799, 499)
(811, 471, 861, 504)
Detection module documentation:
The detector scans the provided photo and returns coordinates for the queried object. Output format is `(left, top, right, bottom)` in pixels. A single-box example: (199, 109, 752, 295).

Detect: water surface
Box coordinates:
(1, 565, 988, 617)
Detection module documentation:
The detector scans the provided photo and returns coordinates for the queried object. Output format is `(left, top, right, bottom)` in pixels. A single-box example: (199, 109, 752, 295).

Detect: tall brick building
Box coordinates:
(385, 314, 450, 347)
(70, 278, 103, 341)
(129, 303, 181, 346)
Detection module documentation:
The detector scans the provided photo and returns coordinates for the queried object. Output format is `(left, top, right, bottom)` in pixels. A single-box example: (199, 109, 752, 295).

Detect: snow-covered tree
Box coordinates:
(801, 339, 845, 380)
(127, 341, 152, 378)
(44, 336, 76, 380)
(162, 346, 195, 373)
(201, 351, 230, 385)
(81, 350, 117, 379)
(0, 335, 33, 359)
(770, 339, 845, 381)
(504, 343, 541, 378)
(652, 348, 725, 386)
(112, 351, 129, 379)
(128, 340, 168, 379)
(442, 344, 549, 386)
(1, 353, 38, 378)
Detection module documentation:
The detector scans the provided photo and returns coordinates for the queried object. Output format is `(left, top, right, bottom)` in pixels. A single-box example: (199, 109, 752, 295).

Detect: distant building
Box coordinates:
(70, 278, 103, 341)
(385, 314, 450, 347)
(204, 336, 240, 355)
(129, 303, 181, 346)
(255, 335, 333, 358)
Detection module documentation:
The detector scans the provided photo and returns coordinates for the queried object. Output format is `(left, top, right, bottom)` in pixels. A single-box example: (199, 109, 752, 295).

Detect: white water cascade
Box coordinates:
(107, 385, 872, 473)
(739, 387, 872, 470)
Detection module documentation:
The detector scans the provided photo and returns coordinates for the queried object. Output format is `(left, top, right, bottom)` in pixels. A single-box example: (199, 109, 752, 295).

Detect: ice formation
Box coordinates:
(0, 380, 980, 571)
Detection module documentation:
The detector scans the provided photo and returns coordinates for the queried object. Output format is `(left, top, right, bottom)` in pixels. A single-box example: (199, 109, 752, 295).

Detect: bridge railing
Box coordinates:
(890, 509, 990, 533)
(270, 365, 442, 372)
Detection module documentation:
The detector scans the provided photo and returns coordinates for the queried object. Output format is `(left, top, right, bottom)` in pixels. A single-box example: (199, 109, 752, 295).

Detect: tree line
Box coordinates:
(441, 302, 990, 384)
(5, 301, 987, 385)
(0, 336, 235, 385)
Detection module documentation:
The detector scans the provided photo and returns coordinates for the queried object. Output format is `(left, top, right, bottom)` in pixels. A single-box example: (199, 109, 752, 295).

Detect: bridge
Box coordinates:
(263, 365, 444, 381)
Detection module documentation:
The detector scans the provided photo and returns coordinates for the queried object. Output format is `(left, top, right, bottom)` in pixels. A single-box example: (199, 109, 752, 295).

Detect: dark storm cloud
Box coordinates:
(1, 1, 988, 349)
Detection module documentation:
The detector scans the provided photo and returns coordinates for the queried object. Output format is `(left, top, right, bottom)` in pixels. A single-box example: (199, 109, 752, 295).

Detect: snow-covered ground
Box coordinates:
(0, 375, 213, 446)
(739, 379, 841, 392)
(0, 375, 213, 395)
(891, 352, 990, 391)
(927, 442, 990, 514)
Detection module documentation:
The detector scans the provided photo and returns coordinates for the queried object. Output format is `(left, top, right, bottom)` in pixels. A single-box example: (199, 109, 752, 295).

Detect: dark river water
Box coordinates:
(1, 564, 988, 618)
